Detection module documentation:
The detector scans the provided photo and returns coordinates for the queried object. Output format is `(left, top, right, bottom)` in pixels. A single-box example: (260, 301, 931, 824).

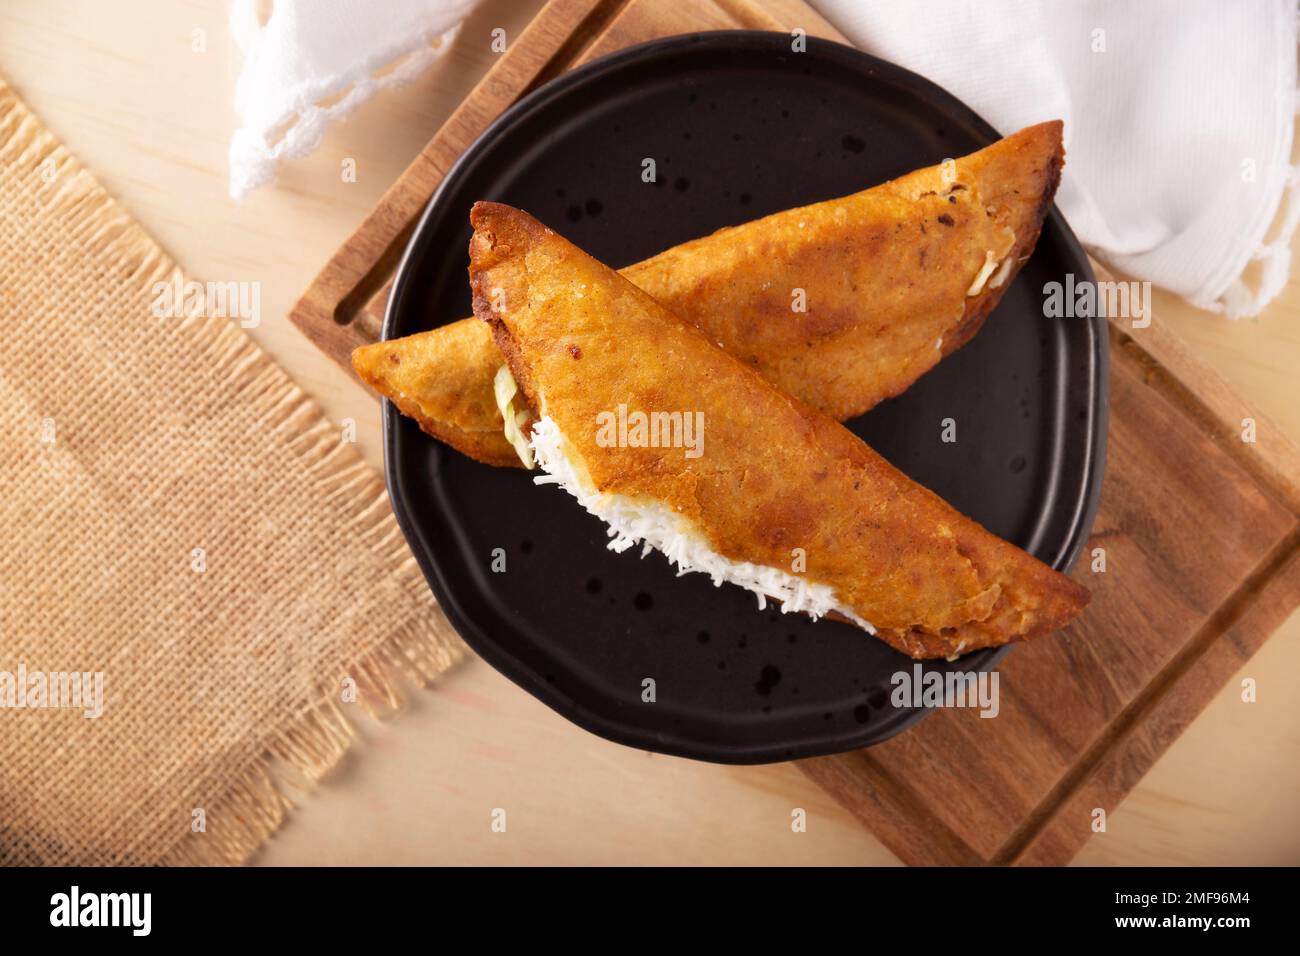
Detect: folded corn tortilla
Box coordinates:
(468, 200, 1089, 660)
(356, 122, 1065, 467)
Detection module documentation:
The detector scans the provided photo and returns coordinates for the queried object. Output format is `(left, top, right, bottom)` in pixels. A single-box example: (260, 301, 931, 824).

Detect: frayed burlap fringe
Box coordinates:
(0, 78, 466, 866)
(160, 619, 465, 866)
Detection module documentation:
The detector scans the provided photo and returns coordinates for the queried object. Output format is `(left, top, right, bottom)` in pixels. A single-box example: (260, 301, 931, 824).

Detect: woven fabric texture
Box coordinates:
(0, 79, 464, 865)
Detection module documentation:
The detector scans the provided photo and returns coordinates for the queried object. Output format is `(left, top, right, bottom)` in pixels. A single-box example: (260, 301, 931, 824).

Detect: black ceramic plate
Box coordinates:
(383, 32, 1107, 764)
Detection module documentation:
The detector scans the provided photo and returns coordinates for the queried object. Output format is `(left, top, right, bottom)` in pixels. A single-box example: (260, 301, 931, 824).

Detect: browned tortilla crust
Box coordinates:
(352, 320, 521, 467)
(467, 201, 1088, 660)
(355, 122, 1065, 466)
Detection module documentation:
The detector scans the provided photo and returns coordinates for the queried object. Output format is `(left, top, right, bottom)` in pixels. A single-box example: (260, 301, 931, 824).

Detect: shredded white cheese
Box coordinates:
(493, 365, 536, 469)
(528, 415, 875, 632)
(966, 251, 999, 297)
(987, 255, 1015, 290)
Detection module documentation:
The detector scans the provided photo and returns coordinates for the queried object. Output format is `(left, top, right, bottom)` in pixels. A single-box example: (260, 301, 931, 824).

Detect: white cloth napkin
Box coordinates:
(228, 0, 478, 199)
(229, 0, 1297, 318)
(811, 0, 1299, 318)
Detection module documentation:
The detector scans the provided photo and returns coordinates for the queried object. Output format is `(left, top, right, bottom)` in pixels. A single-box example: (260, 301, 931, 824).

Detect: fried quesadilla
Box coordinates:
(356, 121, 1064, 467)
(468, 201, 1088, 660)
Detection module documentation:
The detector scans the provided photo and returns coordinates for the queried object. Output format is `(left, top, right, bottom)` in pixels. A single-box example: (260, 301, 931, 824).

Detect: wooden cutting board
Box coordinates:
(288, 0, 1300, 865)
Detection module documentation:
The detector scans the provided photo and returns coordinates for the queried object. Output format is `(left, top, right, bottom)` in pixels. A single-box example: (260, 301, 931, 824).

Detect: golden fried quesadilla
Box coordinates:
(468, 201, 1088, 660)
(356, 121, 1064, 467)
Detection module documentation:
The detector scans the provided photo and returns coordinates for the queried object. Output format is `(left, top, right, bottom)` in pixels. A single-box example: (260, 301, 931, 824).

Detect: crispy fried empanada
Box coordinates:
(468, 201, 1088, 659)
(355, 122, 1064, 467)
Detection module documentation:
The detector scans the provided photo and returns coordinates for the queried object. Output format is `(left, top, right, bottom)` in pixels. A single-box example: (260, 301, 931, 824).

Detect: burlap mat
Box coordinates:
(0, 80, 465, 865)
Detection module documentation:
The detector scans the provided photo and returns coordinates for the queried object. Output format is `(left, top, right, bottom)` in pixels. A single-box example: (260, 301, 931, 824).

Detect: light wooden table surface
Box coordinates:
(4, 0, 1296, 865)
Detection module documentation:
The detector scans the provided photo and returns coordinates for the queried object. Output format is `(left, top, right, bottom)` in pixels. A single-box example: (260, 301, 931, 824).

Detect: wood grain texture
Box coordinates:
(8, 0, 1294, 867)
(289, 0, 626, 368)
(289, 0, 847, 369)
(279, 0, 1300, 865)
(800, 319, 1300, 865)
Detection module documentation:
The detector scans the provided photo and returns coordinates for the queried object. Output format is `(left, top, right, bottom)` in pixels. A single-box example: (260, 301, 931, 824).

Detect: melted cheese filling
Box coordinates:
(987, 254, 1015, 290)
(494, 365, 536, 469)
(966, 251, 1000, 296)
(527, 415, 874, 632)
(967, 225, 1018, 297)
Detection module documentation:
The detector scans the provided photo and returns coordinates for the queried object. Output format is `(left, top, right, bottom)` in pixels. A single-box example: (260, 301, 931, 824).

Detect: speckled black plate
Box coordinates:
(383, 31, 1107, 764)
